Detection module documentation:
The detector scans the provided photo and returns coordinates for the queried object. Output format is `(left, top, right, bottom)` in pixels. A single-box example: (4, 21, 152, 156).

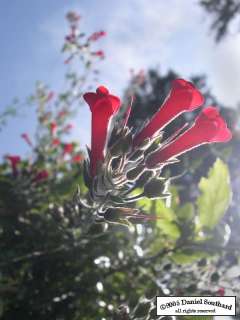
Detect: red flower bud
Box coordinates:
(72, 154, 83, 163)
(91, 50, 105, 59)
(133, 79, 204, 146)
(21, 133, 32, 147)
(146, 107, 232, 168)
(50, 122, 57, 136)
(52, 138, 61, 147)
(88, 31, 106, 42)
(6, 155, 21, 176)
(63, 143, 74, 156)
(33, 170, 49, 183)
(83, 86, 121, 176)
(63, 124, 74, 132)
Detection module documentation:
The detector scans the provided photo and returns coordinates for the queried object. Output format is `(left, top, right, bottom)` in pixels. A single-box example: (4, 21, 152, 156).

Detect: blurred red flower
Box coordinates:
(88, 31, 106, 42)
(6, 155, 21, 176)
(21, 133, 32, 147)
(146, 107, 232, 168)
(63, 124, 74, 133)
(63, 143, 74, 156)
(33, 170, 49, 183)
(72, 154, 83, 163)
(52, 138, 61, 147)
(83, 86, 121, 176)
(50, 122, 57, 136)
(91, 50, 105, 59)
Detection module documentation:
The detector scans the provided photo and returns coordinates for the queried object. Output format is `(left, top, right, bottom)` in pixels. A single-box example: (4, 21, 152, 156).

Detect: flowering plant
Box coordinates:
(0, 10, 239, 320)
(81, 80, 231, 226)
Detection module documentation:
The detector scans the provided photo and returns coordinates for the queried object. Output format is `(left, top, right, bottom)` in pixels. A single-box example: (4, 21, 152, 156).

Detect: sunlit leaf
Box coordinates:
(197, 158, 231, 230)
(177, 203, 194, 221)
(157, 219, 181, 240)
(171, 250, 208, 264)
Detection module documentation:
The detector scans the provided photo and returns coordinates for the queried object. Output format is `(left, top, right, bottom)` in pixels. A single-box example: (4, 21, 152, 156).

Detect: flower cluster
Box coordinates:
(88, 31, 106, 42)
(6, 155, 21, 176)
(63, 11, 106, 64)
(82, 79, 231, 225)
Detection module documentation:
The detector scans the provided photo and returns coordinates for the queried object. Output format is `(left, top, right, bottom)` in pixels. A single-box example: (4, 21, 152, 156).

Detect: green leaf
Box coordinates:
(138, 195, 178, 221)
(155, 199, 180, 239)
(169, 185, 180, 211)
(155, 199, 176, 221)
(197, 159, 231, 230)
(171, 250, 208, 264)
(157, 219, 181, 240)
(137, 193, 180, 239)
(177, 203, 194, 221)
(137, 196, 152, 212)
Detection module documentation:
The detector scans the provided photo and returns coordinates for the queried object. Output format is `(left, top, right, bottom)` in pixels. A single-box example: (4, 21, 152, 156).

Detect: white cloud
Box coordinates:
(71, 106, 91, 148)
(99, 0, 197, 91)
(39, 0, 240, 149)
(98, 0, 240, 108)
(203, 34, 240, 107)
(37, 0, 240, 107)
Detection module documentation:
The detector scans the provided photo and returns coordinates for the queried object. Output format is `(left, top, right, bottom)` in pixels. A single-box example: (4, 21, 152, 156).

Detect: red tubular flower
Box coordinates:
(52, 138, 61, 147)
(6, 155, 21, 176)
(63, 124, 74, 132)
(21, 133, 32, 147)
(72, 154, 83, 163)
(83, 86, 121, 176)
(33, 170, 49, 183)
(50, 122, 57, 136)
(133, 79, 204, 147)
(88, 31, 106, 41)
(63, 143, 74, 156)
(92, 50, 105, 59)
(146, 107, 232, 168)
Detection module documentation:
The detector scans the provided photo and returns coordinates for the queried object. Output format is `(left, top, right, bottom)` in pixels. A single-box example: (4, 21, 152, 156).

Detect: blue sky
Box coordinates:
(1, 0, 240, 159)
